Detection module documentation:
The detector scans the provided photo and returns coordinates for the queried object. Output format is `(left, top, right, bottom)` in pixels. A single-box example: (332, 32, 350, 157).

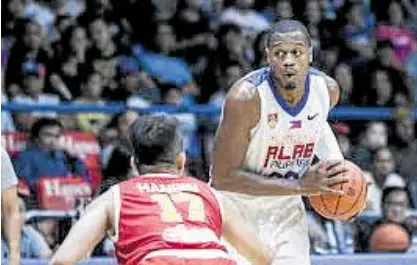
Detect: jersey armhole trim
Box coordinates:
(248, 87, 263, 137)
(109, 185, 121, 242)
(209, 187, 224, 226)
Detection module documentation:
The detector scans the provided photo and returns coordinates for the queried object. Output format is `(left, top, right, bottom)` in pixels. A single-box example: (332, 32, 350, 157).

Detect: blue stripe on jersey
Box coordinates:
(244, 67, 269, 86)
(266, 68, 311, 117)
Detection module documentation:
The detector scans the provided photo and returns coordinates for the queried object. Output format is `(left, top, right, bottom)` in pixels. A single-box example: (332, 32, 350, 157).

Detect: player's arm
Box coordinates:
(220, 193, 273, 265)
(50, 189, 114, 265)
(324, 75, 340, 109)
(211, 81, 348, 196)
(1, 148, 21, 265)
(2, 186, 21, 265)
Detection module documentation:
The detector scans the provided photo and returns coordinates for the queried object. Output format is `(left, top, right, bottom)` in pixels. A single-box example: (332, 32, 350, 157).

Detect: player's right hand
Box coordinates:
(299, 159, 350, 196)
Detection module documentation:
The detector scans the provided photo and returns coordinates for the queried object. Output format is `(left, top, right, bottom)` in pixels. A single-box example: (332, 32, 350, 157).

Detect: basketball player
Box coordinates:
(211, 20, 350, 265)
(50, 115, 272, 265)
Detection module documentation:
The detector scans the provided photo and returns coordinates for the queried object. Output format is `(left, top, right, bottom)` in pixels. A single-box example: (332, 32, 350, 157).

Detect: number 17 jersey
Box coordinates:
(112, 174, 227, 265)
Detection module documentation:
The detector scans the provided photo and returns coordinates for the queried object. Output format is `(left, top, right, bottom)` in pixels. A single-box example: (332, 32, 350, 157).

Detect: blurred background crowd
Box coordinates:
(1, 0, 417, 260)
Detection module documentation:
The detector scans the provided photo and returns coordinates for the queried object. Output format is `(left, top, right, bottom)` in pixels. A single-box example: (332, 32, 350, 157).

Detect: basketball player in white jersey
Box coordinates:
(211, 20, 350, 265)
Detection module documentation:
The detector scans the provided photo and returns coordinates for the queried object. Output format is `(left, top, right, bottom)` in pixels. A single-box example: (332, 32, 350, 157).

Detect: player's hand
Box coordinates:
(300, 160, 350, 196)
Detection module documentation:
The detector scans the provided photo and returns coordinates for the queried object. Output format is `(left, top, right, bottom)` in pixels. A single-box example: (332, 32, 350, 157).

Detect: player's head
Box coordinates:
(128, 114, 185, 175)
(382, 187, 410, 223)
(265, 19, 312, 90)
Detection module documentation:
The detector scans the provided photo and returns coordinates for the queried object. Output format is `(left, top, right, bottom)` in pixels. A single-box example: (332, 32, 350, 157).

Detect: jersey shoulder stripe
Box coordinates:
(244, 67, 269, 87)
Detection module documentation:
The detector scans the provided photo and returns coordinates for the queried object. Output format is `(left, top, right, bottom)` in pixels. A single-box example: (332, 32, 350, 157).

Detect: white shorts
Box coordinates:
(221, 191, 311, 265)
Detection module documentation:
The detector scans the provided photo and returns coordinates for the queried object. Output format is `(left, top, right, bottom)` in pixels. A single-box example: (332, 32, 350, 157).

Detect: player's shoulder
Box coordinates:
(308, 67, 340, 108)
(224, 68, 266, 111)
(227, 69, 266, 101)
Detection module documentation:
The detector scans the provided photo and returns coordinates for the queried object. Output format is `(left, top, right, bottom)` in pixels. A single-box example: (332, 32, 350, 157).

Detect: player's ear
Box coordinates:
(265, 47, 272, 64)
(176, 152, 186, 175)
(130, 156, 140, 175)
(309, 46, 313, 63)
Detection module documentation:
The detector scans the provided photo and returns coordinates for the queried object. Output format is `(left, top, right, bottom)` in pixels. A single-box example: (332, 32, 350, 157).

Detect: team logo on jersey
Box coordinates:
(268, 113, 278, 128)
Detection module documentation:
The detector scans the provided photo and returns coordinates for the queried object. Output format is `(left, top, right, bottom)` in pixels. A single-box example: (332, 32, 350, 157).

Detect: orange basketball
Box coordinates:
(370, 223, 410, 252)
(308, 160, 367, 221)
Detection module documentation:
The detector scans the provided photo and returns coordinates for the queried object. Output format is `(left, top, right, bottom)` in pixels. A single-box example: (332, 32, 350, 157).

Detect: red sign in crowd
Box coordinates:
(2, 132, 102, 210)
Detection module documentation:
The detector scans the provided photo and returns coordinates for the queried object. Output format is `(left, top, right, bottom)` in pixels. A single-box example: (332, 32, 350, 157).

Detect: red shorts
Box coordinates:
(141, 256, 237, 265)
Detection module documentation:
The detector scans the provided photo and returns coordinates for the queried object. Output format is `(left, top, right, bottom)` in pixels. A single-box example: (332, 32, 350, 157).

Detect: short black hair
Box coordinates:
(266, 19, 311, 48)
(30, 118, 63, 139)
(382, 186, 410, 205)
(129, 115, 182, 167)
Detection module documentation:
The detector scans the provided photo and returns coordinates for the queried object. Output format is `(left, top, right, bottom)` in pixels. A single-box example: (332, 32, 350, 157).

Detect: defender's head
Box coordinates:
(128, 115, 185, 175)
(266, 19, 312, 90)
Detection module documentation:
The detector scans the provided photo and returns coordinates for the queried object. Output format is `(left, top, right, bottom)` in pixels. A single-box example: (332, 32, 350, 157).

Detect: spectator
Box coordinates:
(275, 0, 294, 21)
(352, 40, 410, 105)
(77, 0, 120, 31)
(132, 24, 194, 90)
(333, 122, 353, 159)
(406, 50, 417, 104)
(100, 110, 139, 172)
(303, 0, 323, 50)
(201, 23, 250, 102)
(333, 62, 354, 105)
(85, 18, 127, 92)
(220, 0, 270, 36)
(354, 187, 417, 252)
(209, 63, 243, 108)
(319, 41, 341, 74)
(12, 60, 60, 131)
(24, 0, 55, 37)
(111, 56, 158, 106)
(365, 147, 406, 212)
(253, 30, 268, 68)
(74, 71, 111, 135)
(375, 0, 417, 65)
(2, 198, 52, 259)
(54, 25, 89, 65)
(172, 0, 215, 67)
(163, 88, 199, 158)
(308, 212, 354, 254)
(339, 1, 375, 61)
(350, 121, 388, 170)
(50, 25, 89, 100)
(2, 0, 25, 48)
(49, 53, 81, 101)
(99, 110, 139, 194)
(1, 74, 16, 133)
(1, 147, 21, 265)
(391, 115, 417, 182)
(13, 118, 90, 202)
(366, 68, 397, 107)
(5, 19, 51, 97)
(206, 0, 226, 29)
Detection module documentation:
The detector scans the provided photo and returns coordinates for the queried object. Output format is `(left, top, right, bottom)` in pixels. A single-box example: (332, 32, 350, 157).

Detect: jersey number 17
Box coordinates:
(151, 192, 206, 223)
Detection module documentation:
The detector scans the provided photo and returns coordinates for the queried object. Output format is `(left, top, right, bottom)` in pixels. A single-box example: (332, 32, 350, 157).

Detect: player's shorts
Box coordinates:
(141, 249, 237, 265)
(221, 191, 311, 265)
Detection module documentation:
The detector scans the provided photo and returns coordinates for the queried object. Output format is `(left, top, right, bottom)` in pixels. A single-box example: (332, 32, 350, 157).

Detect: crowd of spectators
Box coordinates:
(1, 0, 417, 260)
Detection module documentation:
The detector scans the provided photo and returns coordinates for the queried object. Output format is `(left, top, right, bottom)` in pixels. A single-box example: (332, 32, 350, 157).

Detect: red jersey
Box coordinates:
(113, 174, 227, 265)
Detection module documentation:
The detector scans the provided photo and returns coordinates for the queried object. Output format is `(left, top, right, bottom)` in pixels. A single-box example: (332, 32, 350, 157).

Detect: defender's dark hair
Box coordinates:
(128, 115, 182, 167)
(30, 118, 63, 139)
(266, 19, 311, 48)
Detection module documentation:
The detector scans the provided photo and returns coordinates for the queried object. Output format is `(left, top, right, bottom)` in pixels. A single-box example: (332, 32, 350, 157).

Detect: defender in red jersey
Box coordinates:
(51, 115, 272, 265)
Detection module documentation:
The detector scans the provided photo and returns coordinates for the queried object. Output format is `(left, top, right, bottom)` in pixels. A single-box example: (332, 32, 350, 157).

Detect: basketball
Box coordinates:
(308, 160, 367, 221)
(370, 223, 410, 252)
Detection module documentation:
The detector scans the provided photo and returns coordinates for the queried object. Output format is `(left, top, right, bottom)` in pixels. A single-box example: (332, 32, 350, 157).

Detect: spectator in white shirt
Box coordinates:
(365, 147, 406, 213)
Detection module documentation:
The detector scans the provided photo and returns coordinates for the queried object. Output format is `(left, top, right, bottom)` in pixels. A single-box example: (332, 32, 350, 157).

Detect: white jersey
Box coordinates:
(244, 67, 335, 178)
(222, 67, 343, 233)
